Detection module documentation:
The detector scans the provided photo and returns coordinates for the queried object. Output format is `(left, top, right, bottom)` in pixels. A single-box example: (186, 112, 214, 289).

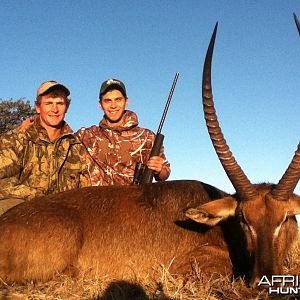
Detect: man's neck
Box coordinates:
(46, 127, 63, 142)
(38, 118, 64, 142)
(105, 116, 124, 129)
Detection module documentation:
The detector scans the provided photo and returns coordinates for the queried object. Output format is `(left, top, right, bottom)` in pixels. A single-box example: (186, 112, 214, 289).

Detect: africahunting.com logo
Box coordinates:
(258, 275, 300, 296)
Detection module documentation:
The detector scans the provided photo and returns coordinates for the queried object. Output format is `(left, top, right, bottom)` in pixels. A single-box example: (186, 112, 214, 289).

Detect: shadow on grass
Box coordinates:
(95, 280, 173, 300)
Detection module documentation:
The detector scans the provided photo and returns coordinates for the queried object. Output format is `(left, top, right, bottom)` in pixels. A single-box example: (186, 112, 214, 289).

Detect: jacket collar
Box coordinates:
(28, 116, 78, 144)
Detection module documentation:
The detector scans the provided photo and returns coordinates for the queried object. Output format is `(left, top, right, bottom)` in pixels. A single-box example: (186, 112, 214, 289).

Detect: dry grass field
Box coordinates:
(1, 232, 300, 300)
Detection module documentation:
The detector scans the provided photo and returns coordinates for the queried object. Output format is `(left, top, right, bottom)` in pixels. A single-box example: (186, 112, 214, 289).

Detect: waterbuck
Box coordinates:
(186, 22, 300, 286)
(0, 22, 299, 287)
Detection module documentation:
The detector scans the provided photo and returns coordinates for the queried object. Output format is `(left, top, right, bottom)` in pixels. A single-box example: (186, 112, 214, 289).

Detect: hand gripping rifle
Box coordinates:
(132, 72, 179, 184)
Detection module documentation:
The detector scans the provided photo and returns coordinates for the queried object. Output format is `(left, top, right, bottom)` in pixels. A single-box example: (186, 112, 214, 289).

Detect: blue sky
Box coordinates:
(1, 1, 300, 194)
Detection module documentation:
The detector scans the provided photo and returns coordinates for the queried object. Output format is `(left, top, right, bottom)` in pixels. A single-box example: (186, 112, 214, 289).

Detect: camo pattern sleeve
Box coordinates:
(76, 110, 170, 186)
(0, 126, 43, 199)
(0, 128, 23, 179)
(0, 117, 91, 200)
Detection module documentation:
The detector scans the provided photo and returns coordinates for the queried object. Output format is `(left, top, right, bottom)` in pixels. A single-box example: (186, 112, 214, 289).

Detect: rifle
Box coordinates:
(294, 13, 300, 36)
(133, 72, 179, 184)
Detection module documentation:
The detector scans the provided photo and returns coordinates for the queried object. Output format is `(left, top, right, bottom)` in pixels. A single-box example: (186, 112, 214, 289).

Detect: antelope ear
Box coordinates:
(185, 196, 238, 226)
(289, 196, 300, 215)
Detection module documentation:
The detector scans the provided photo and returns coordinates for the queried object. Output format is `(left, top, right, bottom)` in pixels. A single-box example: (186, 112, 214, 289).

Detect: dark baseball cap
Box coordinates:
(99, 79, 127, 99)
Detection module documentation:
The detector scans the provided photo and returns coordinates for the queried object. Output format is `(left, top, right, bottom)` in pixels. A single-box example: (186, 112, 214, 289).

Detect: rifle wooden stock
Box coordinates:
(141, 133, 164, 184)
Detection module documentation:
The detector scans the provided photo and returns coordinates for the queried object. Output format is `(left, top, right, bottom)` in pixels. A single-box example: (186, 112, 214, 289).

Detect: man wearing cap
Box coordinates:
(0, 80, 91, 214)
(76, 78, 170, 186)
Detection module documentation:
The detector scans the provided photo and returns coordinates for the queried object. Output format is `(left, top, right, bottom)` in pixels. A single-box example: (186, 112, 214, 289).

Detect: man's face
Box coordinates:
(100, 89, 128, 125)
(35, 90, 69, 130)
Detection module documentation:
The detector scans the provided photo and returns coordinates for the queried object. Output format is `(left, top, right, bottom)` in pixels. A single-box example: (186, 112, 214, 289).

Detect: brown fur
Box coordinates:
(237, 184, 300, 284)
(1, 180, 299, 285)
(186, 183, 300, 285)
(0, 180, 250, 283)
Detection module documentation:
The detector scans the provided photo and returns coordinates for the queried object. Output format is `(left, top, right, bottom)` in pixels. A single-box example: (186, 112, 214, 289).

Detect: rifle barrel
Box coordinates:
(294, 13, 300, 36)
(157, 72, 179, 134)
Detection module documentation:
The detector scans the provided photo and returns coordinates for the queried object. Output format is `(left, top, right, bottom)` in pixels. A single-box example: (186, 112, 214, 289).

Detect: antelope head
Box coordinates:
(186, 23, 300, 286)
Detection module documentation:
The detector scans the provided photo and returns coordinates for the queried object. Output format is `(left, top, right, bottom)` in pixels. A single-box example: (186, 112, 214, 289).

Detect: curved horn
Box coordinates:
(272, 144, 300, 201)
(294, 13, 300, 36)
(202, 23, 258, 200)
(272, 16, 300, 200)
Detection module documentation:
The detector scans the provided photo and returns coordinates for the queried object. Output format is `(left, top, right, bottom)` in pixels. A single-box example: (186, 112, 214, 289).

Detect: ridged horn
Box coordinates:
(271, 143, 300, 200)
(294, 13, 300, 36)
(271, 15, 300, 200)
(202, 23, 258, 201)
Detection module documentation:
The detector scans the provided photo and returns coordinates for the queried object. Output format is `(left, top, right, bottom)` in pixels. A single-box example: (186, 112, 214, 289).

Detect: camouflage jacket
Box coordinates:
(0, 116, 91, 200)
(76, 110, 170, 186)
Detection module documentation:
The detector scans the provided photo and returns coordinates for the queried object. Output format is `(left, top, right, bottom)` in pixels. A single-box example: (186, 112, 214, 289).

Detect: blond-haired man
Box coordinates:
(0, 81, 90, 214)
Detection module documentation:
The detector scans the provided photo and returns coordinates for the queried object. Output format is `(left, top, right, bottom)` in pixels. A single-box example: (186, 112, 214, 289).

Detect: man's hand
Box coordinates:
(19, 117, 34, 132)
(146, 156, 170, 181)
(146, 156, 164, 174)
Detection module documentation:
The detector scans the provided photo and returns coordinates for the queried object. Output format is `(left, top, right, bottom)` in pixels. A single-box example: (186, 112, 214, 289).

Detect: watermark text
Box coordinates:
(258, 275, 300, 296)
